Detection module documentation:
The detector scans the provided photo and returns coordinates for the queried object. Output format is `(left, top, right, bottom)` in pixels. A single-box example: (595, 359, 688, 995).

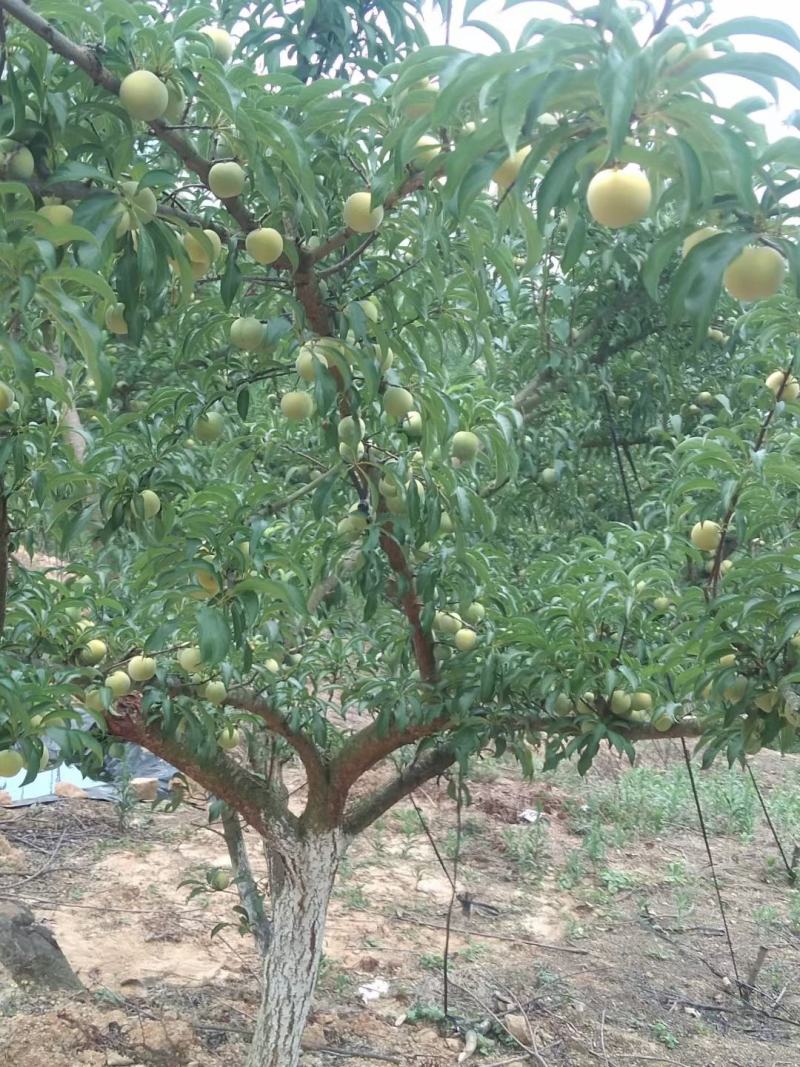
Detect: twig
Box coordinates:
(394, 911, 590, 954)
(447, 977, 549, 1067)
(746, 761, 796, 882)
(318, 233, 379, 278)
(408, 792, 455, 890)
(1, 826, 68, 890)
(600, 1009, 610, 1067)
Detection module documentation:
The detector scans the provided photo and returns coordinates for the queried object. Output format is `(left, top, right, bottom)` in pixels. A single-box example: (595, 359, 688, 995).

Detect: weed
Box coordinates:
(652, 1021, 679, 1049)
(753, 904, 781, 929)
(789, 892, 800, 932)
(501, 819, 550, 882)
(337, 885, 369, 910)
(419, 952, 444, 971)
(558, 849, 587, 889)
(599, 868, 638, 894)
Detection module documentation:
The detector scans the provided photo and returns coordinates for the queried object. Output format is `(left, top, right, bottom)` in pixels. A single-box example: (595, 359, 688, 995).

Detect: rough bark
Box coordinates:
(246, 830, 345, 1067)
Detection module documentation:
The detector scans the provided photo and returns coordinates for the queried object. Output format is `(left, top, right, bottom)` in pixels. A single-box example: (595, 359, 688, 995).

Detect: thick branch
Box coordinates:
(169, 682, 328, 808)
(344, 742, 456, 835)
(0, 0, 257, 235)
(106, 693, 295, 841)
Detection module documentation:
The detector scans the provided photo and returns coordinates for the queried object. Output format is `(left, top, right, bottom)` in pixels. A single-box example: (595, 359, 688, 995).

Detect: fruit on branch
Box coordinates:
(337, 514, 368, 540)
(413, 135, 441, 167)
(184, 229, 222, 264)
(296, 344, 326, 381)
(664, 41, 715, 71)
(610, 690, 632, 716)
(195, 562, 221, 595)
(337, 416, 365, 445)
(115, 181, 158, 236)
(697, 391, 713, 405)
(245, 227, 284, 264)
(230, 317, 264, 351)
(201, 26, 235, 62)
(119, 71, 169, 121)
(81, 639, 108, 665)
(493, 146, 531, 189)
(0, 139, 34, 179)
(208, 868, 232, 890)
(586, 166, 652, 228)
(719, 653, 736, 667)
(464, 601, 485, 624)
(434, 611, 462, 634)
(0, 750, 24, 777)
(218, 726, 241, 750)
(454, 627, 478, 651)
(690, 520, 721, 551)
(383, 386, 414, 419)
(281, 391, 314, 421)
(128, 655, 157, 682)
(195, 412, 225, 442)
(402, 411, 422, 437)
(0, 382, 15, 412)
(208, 161, 245, 199)
(723, 246, 785, 301)
(720, 559, 733, 575)
(203, 680, 227, 704)
(339, 441, 365, 462)
(140, 489, 161, 519)
(629, 692, 652, 712)
(36, 204, 74, 235)
(451, 430, 480, 461)
(397, 77, 437, 119)
(653, 596, 670, 612)
(106, 671, 132, 698)
(682, 226, 719, 257)
(105, 303, 128, 335)
(765, 370, 800, 399)
(539, 467, 556, 486)
(164, 84, 186, 123)
(343, 191, 384, 233)
(707, 328, 727, 344)
(178, 647, 203, 672)
(357, 297, 380, 323)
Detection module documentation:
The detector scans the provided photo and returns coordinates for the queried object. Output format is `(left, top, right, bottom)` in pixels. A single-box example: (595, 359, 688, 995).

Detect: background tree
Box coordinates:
(1, 0, 800, 1064)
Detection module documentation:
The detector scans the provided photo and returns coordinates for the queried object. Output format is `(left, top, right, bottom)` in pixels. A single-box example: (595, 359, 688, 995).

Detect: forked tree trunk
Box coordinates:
(246, 829, 345, 1067)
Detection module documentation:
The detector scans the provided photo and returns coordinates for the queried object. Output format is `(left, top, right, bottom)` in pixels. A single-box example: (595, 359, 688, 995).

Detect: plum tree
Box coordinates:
(2, 2, 800, 1066)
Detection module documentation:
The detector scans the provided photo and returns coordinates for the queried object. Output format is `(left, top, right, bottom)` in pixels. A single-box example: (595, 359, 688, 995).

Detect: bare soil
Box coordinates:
(1, 742, 799, 1067)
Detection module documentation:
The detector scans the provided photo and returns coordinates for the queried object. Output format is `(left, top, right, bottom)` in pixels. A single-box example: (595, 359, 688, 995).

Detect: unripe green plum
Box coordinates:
(281, 391, 314, 421)
(105, 303, 128, 335)
(202, 26, 235, 62)
(230, 316, 264, 351)
(451, 430, 480, 461)
(140, 489, 161, 519)
(454, 627, 478, 652)
(691, 520, 721, 552)
(0, 750, 24, 777)
(195, 411, 224, 443)
(539, 467, 557, 486)
(178, 646, 203, 672)
(218, 726, 240, 750)
(337, 514, 368, 540)
(383, 386, 414, 419)
(610, 690, 631, 716)
(128, 655, 157, 682)
(204, 680, 227, 704)
(463, 601, 485, 624)
(105, 670, 132, 698)
(81, 639, 108, 665)
(245, 227, 283, 265)
(0, 382, 15, 412)
(337, 415, 365, 445)
(343, 191, 383, 233)
(0, 139, 34, 179)
(208, 161, 245, 199)
(119, 71, 169, 121)
(403, 411, 423, 437)
(184, 228, 222, 264)
(629, 692, 652, 712)
(434, 611, 462, 635)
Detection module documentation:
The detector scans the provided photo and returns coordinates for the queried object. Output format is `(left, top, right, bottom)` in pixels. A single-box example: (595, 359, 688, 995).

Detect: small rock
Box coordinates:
(106, 1054, 133, 1066)
(130, 777, 158, 802)
(418, 1028, 439, 1041)
(0, 789, 12, 806)
(445, 1037, 462, 1050)
(503, 1013, 531, 1044)
(55, 781, 87, 799)
(415, 875, 456, 903)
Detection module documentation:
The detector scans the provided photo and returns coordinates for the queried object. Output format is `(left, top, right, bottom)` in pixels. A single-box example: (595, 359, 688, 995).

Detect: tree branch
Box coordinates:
(106, 692, 296, 842)
(308, 171, 429, 265)
(168, 682, 329, 811)
(344, 741, 456, 835)
(0, 0, 260, 237)
(220, 804, 270, 952)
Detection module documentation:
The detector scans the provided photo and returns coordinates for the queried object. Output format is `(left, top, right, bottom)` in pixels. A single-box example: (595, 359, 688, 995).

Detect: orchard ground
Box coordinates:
(2, 743, 799, 1067)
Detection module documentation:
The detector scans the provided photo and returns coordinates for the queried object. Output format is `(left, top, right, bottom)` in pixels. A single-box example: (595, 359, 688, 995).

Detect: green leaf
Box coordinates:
(536, 132, 604, 229)
(197, 606, 230, 665)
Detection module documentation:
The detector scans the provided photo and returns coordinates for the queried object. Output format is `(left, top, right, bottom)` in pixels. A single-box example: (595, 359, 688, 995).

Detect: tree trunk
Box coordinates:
(246, 829, 345, 1067)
